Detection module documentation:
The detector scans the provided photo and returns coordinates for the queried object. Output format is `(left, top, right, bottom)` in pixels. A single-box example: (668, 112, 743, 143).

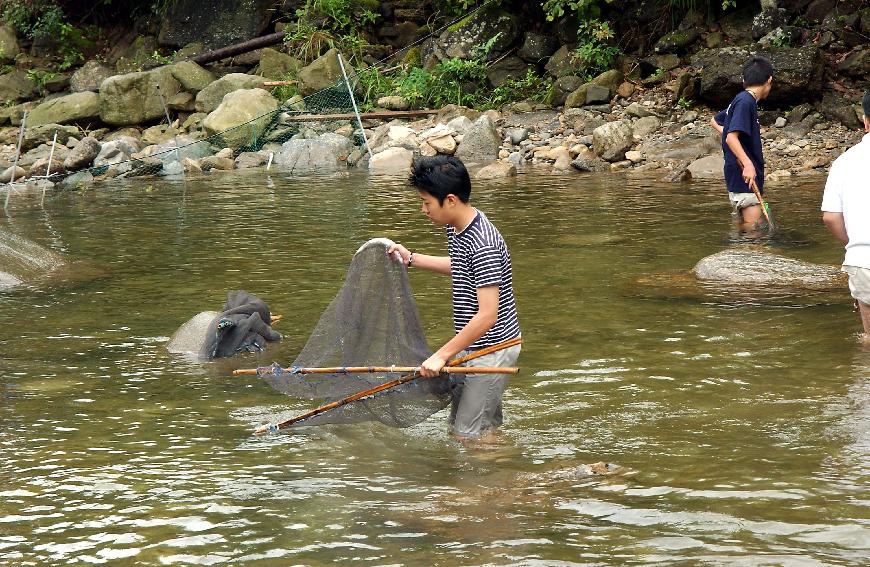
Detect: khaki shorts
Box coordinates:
(843, 265, 870, 305)
(728, 192, 760, 212)
(449, 342, 521, 438)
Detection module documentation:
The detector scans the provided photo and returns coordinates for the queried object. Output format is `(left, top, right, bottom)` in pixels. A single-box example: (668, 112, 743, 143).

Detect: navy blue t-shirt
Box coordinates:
(714, 90, 764, 194)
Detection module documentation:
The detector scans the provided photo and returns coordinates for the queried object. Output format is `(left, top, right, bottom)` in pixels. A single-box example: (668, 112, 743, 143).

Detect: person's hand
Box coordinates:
(742, 162, 757, 187)
(386, 243, 411, 266)
(419, 353, 447, 378)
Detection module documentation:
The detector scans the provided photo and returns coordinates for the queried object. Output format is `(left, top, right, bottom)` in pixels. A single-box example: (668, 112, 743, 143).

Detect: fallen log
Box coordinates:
(191, 31, 286, 66)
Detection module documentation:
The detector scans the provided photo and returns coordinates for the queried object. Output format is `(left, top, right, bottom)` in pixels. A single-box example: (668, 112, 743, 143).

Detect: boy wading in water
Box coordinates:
(710, 56, 774, 231)
(822, 89, 870, 343)
(388, 156, 521, 441)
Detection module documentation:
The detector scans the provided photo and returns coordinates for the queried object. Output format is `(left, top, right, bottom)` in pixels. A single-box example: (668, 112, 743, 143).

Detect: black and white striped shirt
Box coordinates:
(446, 210, 520, 349)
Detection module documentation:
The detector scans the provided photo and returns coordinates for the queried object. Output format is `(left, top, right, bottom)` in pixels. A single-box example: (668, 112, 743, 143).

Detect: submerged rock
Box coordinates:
(693, 247, 845, 289)
(0, 228, 66, 289)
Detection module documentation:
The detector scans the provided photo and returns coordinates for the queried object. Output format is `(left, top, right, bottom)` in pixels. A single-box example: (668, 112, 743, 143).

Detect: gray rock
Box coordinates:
(28, 92, 101, 127)
(752, 8, 789, 39)
(297, 48, 346, 97)
(70, 60, 114, 93)
(693, 46, 824, 108)
(202, 88, 278, 149)
(22, 124, 80, 152)
(0, 25, 20, 63)
(486, 56, 530, 88)
(93, 139, 139, 167)
(625, 102, 653, 118)
(235, 151, 268, 169)
(517, 31, 558, 63)
(633, 116, 662, 138)
(0, 228, 65, 290)
(592, 120, 633, 162)
(585, 84, 611, 105)
(424, 7, 520, 66)
(157, 0, 274, 50)
(455, 115, 500, 163)
(505, 127, 529, 145)
(194, 73, 268, 114)
(169, 60, 216, 93)
(552, 76, 584, 107)
(377, 96, 410, 111)
(99, 67, 183, 126)
(694, 247, 846, 289)
(686, 154, 724, 180)
(0, 70, 36, 103)
(63, 137, 101, 170)
(256, 48, 301, 80)
(369, 147, 414, 173)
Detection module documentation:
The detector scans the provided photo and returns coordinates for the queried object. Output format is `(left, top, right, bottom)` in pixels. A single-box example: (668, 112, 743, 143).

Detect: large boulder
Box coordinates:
(592, 120, 634, 162)
(517, 31, 558, 63)
(369, 147, 414, 173)
(22, 124, 80, 152)
(0, 70, 36, 103)
(99, 67, 183, 126)
(687, 154, 724, 180)
(63, 137, 101, 171)
(70, 60, 114, 92)
(169, 60, 216, 93)
(274, 133, 353, 171)
(0, 25, 20, 63)
(256, 48, 301, 80)
(157, 0, 274, 50)
(692, 46, 824, 108)
(297, 48, 346, 97)
(195, 73, 267, 113)
(694, 248, 846, 289)
(28, 92, 101, 127)
(486, 56, 531, 88)
(455, 115, 500, 163)
(202, 88, 278, 149)
(838, 47, 870, 79)
(422, 7, 520, 67)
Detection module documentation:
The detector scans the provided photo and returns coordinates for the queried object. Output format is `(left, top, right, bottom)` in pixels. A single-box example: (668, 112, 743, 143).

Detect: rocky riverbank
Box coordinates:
(0, 1, 866, 188)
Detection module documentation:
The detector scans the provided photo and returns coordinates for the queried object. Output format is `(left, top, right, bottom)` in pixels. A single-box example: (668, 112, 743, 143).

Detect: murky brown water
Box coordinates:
(1, 168, 868, 565)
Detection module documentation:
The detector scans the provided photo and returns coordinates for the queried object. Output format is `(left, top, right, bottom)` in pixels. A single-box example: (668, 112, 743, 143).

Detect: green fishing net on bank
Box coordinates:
(258, 238, 453, 428)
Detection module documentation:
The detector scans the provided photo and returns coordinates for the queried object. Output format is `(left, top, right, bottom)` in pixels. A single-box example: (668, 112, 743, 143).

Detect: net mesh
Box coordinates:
(261, 238, 453, 428)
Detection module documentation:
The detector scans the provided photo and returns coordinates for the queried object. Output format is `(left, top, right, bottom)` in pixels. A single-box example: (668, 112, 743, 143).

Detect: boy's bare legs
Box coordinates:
(740, 203, 764, 231)
(858, 301, 870, 344)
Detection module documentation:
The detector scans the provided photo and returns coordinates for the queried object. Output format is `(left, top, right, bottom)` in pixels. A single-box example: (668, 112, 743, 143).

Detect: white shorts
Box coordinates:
(843, 265, 870, 305)
(728, 191, 760, 212)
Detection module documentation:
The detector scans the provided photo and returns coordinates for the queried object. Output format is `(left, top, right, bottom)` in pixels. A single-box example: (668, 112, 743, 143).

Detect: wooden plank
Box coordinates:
(281, 109, 439, 122)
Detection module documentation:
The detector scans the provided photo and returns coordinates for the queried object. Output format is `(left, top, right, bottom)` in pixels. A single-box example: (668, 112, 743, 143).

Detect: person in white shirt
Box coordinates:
(822, 89, 870, 341)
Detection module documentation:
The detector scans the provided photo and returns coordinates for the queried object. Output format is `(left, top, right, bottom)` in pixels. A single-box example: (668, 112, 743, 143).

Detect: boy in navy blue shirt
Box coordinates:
(710, 56, 774, 230)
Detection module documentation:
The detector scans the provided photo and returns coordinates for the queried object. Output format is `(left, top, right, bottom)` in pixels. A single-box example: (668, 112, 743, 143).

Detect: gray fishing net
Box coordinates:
(260, 238, 453, 428)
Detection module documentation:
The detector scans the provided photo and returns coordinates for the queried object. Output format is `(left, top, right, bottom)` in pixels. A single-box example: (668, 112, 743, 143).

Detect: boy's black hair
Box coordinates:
(863, 89, 870, 121)
(742, 56, 774, 87)
(409, 156, 471, 205)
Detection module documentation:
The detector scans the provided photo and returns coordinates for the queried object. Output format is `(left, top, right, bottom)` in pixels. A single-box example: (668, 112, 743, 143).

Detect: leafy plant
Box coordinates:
(26, 68, 58, 95)
(475, 69, 553, 109)
(572, 19, 620, 80)
(677, 96, 691, 109)
(283, 18, 338, 62)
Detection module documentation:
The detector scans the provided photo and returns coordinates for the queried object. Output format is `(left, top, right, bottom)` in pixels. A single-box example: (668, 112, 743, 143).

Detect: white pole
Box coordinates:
(41, 129, 58, 205)
(336, 53, 372, 158)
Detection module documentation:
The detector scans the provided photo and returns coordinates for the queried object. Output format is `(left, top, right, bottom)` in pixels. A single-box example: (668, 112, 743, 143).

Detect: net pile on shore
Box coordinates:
(259, 238, 453, 428)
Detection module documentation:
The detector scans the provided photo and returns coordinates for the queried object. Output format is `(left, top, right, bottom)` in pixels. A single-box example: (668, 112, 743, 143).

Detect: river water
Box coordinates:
(1, 169, 867, 565)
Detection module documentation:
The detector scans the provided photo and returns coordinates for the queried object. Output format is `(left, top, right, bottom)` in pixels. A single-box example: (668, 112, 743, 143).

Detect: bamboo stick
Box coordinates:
(254, 337, 522, 434)
(235, 365, 518, 376)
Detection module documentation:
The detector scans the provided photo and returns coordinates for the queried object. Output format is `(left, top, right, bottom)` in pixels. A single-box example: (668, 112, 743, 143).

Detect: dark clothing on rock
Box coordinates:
(201, 290, 281, 359)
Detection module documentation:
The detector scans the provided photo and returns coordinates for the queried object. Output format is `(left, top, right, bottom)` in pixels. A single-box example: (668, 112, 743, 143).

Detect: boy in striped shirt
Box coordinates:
(388, 156, 521, 439)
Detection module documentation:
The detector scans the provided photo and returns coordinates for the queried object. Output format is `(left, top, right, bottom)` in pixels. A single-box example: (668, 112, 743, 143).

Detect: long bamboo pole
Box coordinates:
(235, 365, 518, 376)
(254, 337, 522, 434)
(749, 178, 774, 229)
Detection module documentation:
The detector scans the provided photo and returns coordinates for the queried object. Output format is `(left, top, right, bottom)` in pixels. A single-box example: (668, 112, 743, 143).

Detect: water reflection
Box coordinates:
(0, 170, 867, 564)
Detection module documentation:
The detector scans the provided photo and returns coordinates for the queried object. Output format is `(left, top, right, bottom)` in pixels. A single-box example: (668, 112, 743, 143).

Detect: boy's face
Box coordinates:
(418, 190, 453, 226)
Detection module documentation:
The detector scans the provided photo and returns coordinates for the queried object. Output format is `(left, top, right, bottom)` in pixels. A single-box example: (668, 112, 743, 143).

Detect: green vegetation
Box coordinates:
(2, 0, 94, 70)
(573, 19, 620, 80)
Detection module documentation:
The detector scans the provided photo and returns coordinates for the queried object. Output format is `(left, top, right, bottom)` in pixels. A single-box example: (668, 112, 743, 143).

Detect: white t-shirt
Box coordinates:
(821, 133, 870, 269)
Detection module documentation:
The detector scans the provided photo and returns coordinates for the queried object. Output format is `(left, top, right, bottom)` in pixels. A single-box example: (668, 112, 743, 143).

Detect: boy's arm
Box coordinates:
(387, 243, 451, 275)
(822, 212, 848, 244)
(419, 285, 499, 377)
(724, 131, 758, 186)
(710, 116, 724, 136)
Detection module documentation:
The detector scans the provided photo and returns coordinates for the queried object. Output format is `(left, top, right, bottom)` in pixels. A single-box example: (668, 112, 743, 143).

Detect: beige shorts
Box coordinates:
(843, 266, 870, 305)
(449, 342, 521, 437)
(728, 192, 760, 212)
